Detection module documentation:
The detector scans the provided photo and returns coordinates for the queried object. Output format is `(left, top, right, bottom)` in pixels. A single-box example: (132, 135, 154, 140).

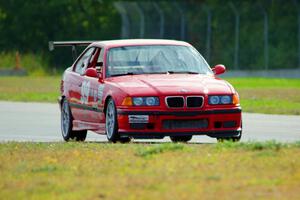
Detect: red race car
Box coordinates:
(50, 39, 242, 143)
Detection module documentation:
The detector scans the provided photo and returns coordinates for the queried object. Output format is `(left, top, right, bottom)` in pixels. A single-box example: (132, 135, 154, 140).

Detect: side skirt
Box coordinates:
(73, 120, 105, 133)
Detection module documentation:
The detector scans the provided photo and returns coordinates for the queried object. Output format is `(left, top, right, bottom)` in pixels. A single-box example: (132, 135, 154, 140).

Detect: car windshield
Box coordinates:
(106, 45, 212, 77)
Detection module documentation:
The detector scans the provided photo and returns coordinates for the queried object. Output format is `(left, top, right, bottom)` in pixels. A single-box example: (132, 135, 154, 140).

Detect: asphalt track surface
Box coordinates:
(0, 101, 299, 143)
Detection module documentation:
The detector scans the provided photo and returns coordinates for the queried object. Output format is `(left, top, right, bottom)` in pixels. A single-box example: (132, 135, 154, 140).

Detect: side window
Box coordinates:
(97, 48, 104, 63)
(96, 48, 104, 74)
(74, 47, 95, 75)
(89, 48, 101, 68)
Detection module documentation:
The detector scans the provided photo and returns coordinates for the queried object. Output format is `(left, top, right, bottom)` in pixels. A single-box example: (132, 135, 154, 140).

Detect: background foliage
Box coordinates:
(0, 0, 298, 70)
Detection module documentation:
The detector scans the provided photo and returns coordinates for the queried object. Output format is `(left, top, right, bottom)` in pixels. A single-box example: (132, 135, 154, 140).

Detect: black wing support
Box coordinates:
(48, 41, 97, 61)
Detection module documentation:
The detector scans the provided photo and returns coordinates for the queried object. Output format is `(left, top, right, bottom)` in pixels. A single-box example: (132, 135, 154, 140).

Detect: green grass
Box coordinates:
(0, 52, 50, 76)
(0, 76, 299, 114)
(0, 142, 300, 200)
(226, 78, 300, 88)
(226, 78, 300, 115)
(0, 76, 60, 102)
(136, 143, 186, 157)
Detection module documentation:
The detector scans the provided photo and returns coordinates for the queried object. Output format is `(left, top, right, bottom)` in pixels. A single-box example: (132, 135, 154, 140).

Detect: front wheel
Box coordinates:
(105, 99, 120, 143)
(61, 99, 87, 141)
(170, 135, 193, 143)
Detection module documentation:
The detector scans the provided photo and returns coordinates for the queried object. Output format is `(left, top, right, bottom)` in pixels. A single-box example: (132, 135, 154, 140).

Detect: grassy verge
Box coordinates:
(0, 142, 299, 200)
(0, 76, 60, 102)
(0, 77, 299, 114)
(0, 52, 51, 76)
(226, 78, 300, 115)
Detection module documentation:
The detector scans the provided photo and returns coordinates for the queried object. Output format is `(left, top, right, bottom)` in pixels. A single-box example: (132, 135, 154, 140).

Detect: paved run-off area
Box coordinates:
(0, 101, 299, 143)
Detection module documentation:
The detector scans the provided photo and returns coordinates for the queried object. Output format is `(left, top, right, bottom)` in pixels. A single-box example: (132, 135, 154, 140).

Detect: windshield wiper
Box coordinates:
(110, 72, 137, 77)
(167, 71, 199, 74)
(110, 71, 200, 77)
(143, 72, 168, 74)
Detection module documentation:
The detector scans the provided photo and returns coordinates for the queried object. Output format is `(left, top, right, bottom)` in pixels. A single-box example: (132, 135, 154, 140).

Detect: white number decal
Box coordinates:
(97, 85, 105, 103)
(80, 81, 90, 104)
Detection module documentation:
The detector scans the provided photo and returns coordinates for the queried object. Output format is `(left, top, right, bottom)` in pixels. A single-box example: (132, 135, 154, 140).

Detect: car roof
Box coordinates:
(92, 39, 192, 48)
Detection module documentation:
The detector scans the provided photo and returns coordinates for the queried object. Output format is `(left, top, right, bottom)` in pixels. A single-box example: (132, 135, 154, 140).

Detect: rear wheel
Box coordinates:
(170, 135, 193, 143)
(61, 99, 87, 141)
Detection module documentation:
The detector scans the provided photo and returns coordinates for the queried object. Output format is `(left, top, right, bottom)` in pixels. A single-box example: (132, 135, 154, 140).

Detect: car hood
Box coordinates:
(107, 74, 234, 96)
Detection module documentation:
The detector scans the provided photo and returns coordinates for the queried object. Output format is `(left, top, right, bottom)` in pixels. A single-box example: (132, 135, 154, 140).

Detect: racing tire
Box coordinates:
(217, 121, 243, 142)
(73, 131, 87, 141)
(217, 131, 242, 143)
(217, 137, 241, 142)
(61, 98, 87, 142)
(119, 137, 132, 143)
(170, 135, 193, 143)
(105, 98, 120, 143)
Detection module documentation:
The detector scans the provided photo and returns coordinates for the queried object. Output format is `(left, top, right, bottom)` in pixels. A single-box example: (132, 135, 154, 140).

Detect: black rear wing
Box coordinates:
(48, 41, 97, 61)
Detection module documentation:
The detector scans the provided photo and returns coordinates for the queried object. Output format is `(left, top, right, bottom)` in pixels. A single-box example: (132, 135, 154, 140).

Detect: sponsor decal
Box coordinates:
(128, 115, 149, 123)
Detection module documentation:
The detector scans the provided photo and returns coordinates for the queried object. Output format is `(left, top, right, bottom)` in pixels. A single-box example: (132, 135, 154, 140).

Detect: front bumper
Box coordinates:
(117, 108, 242, 139)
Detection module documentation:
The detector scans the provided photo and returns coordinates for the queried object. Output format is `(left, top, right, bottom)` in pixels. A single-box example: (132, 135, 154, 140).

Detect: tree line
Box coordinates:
(0, 0, 298, 70)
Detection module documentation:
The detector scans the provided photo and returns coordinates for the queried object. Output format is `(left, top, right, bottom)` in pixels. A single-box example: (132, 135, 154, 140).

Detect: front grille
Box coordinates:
(187, 96, 203, 108)
(166, 96, 184, 108)
(162, 119, 208, 130)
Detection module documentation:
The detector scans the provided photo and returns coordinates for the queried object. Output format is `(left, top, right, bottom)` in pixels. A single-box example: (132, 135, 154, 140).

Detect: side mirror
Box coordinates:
(212, 64, 226, 75)
(85, 68, 98, 78)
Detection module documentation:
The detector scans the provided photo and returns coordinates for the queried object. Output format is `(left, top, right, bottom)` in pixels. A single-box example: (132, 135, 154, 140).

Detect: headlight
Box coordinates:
(209, 95, 232, 105)
(145, 97, 157, 106)
(209, 96, 220, 105)
(220, 95, 232, 104)
(132, 97, 159, 106)
(133, 97, 143, 106)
